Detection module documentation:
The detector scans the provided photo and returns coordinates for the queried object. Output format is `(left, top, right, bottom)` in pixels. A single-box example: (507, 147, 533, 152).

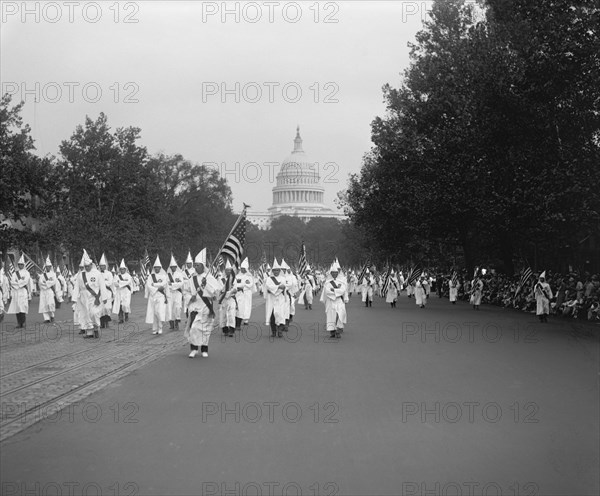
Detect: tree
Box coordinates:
(341, 0, 600, 273)
(0, 94, 55, 258)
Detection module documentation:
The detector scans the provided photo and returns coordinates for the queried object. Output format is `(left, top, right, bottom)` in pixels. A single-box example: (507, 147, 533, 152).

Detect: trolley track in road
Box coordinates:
(0, 339, 183, 441)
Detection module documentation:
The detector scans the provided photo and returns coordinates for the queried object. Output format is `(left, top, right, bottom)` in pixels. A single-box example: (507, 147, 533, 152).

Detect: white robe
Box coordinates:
(470, 279, 483, 306)
(235, 271, 254, 321)
(385, 277, 399, 303)
(0, 271, 10, 314)
(265, 274, 287, 326)
(166, 269, 184, 321)
(218, 273, 238, 328)
(323, 277, 348, 330)
(38, 270, 57, 315)
(145, 270, 168, 328)
(74, 268, 108, 329)
(112, 272, 133, 314)
(415, 282, 427, 306)
(449, 281, 459, 302)
(185, 271, 222, 346)
(360, 277, 374, 302)
(534, 282, 552, 315)
(182, 267, 196, 314)
(99, 270, 114, 317)
(7, 269, 31, 314)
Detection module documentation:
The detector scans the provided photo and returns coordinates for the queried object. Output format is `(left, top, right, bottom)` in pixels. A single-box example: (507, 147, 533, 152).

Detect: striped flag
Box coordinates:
(218, 206, 247, 269)
(5, 255, 15, 279)
(357, 257, 372, 283)
(139, 248, 150, 285)
(211, 255, 224, 278)
(451, 270, 458, 286)
(23, 252, 41, 274)
(515, 267, 533, 296)
(381, 267, 392, 297)
(298, 242, 309, 278)
(407, 265, 423, 285)
(256, 251, 267, 285)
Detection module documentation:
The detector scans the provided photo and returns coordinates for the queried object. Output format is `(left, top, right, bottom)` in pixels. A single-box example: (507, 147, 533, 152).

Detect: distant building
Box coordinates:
(247, 127, 346, 230)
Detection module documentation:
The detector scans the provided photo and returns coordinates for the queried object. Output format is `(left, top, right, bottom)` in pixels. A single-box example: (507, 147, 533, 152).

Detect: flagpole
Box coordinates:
(211, 204, 248, 269)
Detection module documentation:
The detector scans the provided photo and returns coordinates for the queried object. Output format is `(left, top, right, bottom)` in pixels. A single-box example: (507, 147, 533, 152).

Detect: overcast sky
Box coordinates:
(2, 1, 434, 213)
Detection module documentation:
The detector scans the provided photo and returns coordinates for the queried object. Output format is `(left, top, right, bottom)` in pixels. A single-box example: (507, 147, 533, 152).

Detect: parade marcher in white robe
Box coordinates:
(166, 255, 184, 330)
(279, 259, 295, 326)
(534, 272, 553, 323)
(145, 255, 168, 335)
(112, 259, 133, 323)
(185, 249, 223, 358)
(415, 278, 427, 308)
(449, 278, 459, 304)
(71, 263, 83, 329)
(182, 251, 195, 317)
(98, 254, 114, 329)
(38, 257, 58, 323)
(265, 259, 288, 338)
(7, 255, 31, 328)
(423, 276, 431, 298)
(56, 267, 67, 303)
(470, 277, 483, 310)
(385, 272, 399, 308)
(75, 250, 108, 338)
(321, 262, 348, 339)
(219, 260, 238, 337)
(300, 271, 315, 309)
(0, 264, 9, 323)
(398, 273, 405, 293)
(347, 271, 358, 297)
(235, 258, 254, 329)
(132, 273, 140, 293)
(360, 270, 374, 307)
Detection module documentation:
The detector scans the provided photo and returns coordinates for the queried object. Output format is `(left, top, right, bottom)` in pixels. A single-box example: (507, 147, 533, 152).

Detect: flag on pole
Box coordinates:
(514, 267, 533, 296)
(218, 206, 247, 268)
(298, 242, 309, 278)
(23, 252, 42, 274)
(381, 266, 392, 297)
(451, 270, 458, 286)
(407, 265, 423, 286)
(5, 255, 15, 279)
(357, 256, 372, 283)
(211, 254, 224, 278)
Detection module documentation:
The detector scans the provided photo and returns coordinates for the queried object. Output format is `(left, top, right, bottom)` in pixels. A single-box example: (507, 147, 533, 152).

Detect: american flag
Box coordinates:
(357, 257, 372, 283)
(298, 242, 309, 278)
(139, 248, 150, 285)
(218, 206, 247, 268)
(256, 252, 267, 285)
(211, 254, 224, 278)
(515, 266, 533, 296)
(5, 255, 15, 279)
(23, 252, 42, 274)
(407, 265, 423, 285)
(451, 270, 458, 286)
(381, 267, 392, 297)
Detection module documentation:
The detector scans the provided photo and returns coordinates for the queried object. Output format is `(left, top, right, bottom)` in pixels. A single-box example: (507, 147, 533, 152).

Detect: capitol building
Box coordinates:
(247, 127, 346, 230)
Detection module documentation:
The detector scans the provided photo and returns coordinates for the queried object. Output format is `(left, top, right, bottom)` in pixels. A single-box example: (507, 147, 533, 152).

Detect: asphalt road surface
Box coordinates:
(1, 293, 598, 496)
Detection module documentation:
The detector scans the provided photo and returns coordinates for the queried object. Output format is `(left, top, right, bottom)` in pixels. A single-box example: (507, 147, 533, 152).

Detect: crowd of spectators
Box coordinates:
(437, 270, 600, 322)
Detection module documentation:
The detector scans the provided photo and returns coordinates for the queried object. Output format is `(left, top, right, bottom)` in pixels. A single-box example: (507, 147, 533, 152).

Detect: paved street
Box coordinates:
(1, 293, 598, 495)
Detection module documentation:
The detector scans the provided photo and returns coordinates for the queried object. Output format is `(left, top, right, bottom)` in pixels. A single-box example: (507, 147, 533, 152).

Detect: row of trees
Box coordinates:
(339, 0, 600, 274)
(1, 95, 235, 267)
(245, 216, 367, 268)
(1, 95, 369, 270)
